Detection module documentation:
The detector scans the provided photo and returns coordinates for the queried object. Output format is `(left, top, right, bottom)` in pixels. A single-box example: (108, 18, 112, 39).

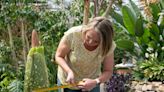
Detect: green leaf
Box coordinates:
(148, 41, 157, 49)
(160, 0, 164, 9)
(149, 72, 154, 78)
(149, 3, 161, 21)
(141, 28, 150, 43)
(116, 39, 134, 52)
(110, 9, 124, 26)
(135, 16, 144, 37)
(122, 5, 137, 35)
(114, 21, 128, 33)
(149, 23, 160, 42)
(157, 11, 164, 27)
(159, 66, 164, 70)
(129, 0, 141, 17)
(151, 67, 159, 71)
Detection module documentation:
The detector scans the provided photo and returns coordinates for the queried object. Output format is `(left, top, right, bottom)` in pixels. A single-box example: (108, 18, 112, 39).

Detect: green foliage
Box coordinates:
(0, 74, 12, 88)
(0, 0, 46, 3)
(135, 16, 144, 37)
(0, 62, 24, 92)
(113, 23, 130, 64)
(157, 10, 164, 27)
(68, 0, 84, 26)
(129, 0, 141, 17)
(111, 1, 164, 82)
(0, 40, 12, 64)
(122, 5, 137, 35)
(0, 64, 16, 92)
(110, 10, 124, 26)
(113, 0, 164, 62)
(1, 1, 72, 88)
(160, 0, 164, 8)
(133, 58, 164, 81)
(116, 39, 134, 52)
(149, 3, 161, 21)
(7, 79, 23, 92)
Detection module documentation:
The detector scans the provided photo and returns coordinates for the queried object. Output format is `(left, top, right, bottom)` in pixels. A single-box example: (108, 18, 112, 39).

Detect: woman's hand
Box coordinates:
(66, 70, 75, 84)
(78, 78, 97, 91)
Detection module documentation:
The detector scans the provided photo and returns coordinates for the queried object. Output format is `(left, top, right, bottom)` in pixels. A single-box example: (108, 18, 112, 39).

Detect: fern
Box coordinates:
(7, 79, 23, 92)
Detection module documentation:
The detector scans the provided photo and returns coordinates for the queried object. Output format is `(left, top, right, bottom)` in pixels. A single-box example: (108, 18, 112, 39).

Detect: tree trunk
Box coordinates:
(98, 0, 104, 14)
(7, 24, 17, 66)
(83, 0, 90, 25)
(24, 23, 30, 53)
(102, 0, 114, 18)
(21, 19, 27, 62)
(94, 0, 98, 17)
(25, 31, 30, 52)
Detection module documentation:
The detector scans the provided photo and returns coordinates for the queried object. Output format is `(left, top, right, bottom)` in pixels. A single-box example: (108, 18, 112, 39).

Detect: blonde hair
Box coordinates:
(82, 17, 114, 56)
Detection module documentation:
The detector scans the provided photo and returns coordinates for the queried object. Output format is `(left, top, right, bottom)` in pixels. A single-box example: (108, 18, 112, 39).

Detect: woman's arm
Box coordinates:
(98, 53, 114, 83)
(78, 53, 114, 91)
(55, 37, 75, 83)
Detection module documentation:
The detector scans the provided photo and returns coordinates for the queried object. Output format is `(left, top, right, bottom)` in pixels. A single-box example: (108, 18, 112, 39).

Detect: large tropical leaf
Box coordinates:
(116, 39, 134, 52)
(135, 16, 144, 37)
(129, 0, 141, 17)
(113, 21, 129, 33)
(149, 23, 160, 42)
(139, 28, 150, 44)
(122, 5, 137, 35)
(110, 9, 124, 26)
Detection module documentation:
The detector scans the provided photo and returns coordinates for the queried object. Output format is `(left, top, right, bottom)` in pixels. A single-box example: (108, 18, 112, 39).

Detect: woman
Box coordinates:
(55, 17, 116, 92)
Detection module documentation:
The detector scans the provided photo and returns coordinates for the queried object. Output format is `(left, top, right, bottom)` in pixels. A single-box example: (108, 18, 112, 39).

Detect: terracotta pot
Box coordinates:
(116, 68, 132, 75)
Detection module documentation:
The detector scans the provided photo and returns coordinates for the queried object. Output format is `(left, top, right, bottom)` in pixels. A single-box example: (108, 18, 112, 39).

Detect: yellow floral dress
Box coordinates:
(57, 25, 116, 86)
